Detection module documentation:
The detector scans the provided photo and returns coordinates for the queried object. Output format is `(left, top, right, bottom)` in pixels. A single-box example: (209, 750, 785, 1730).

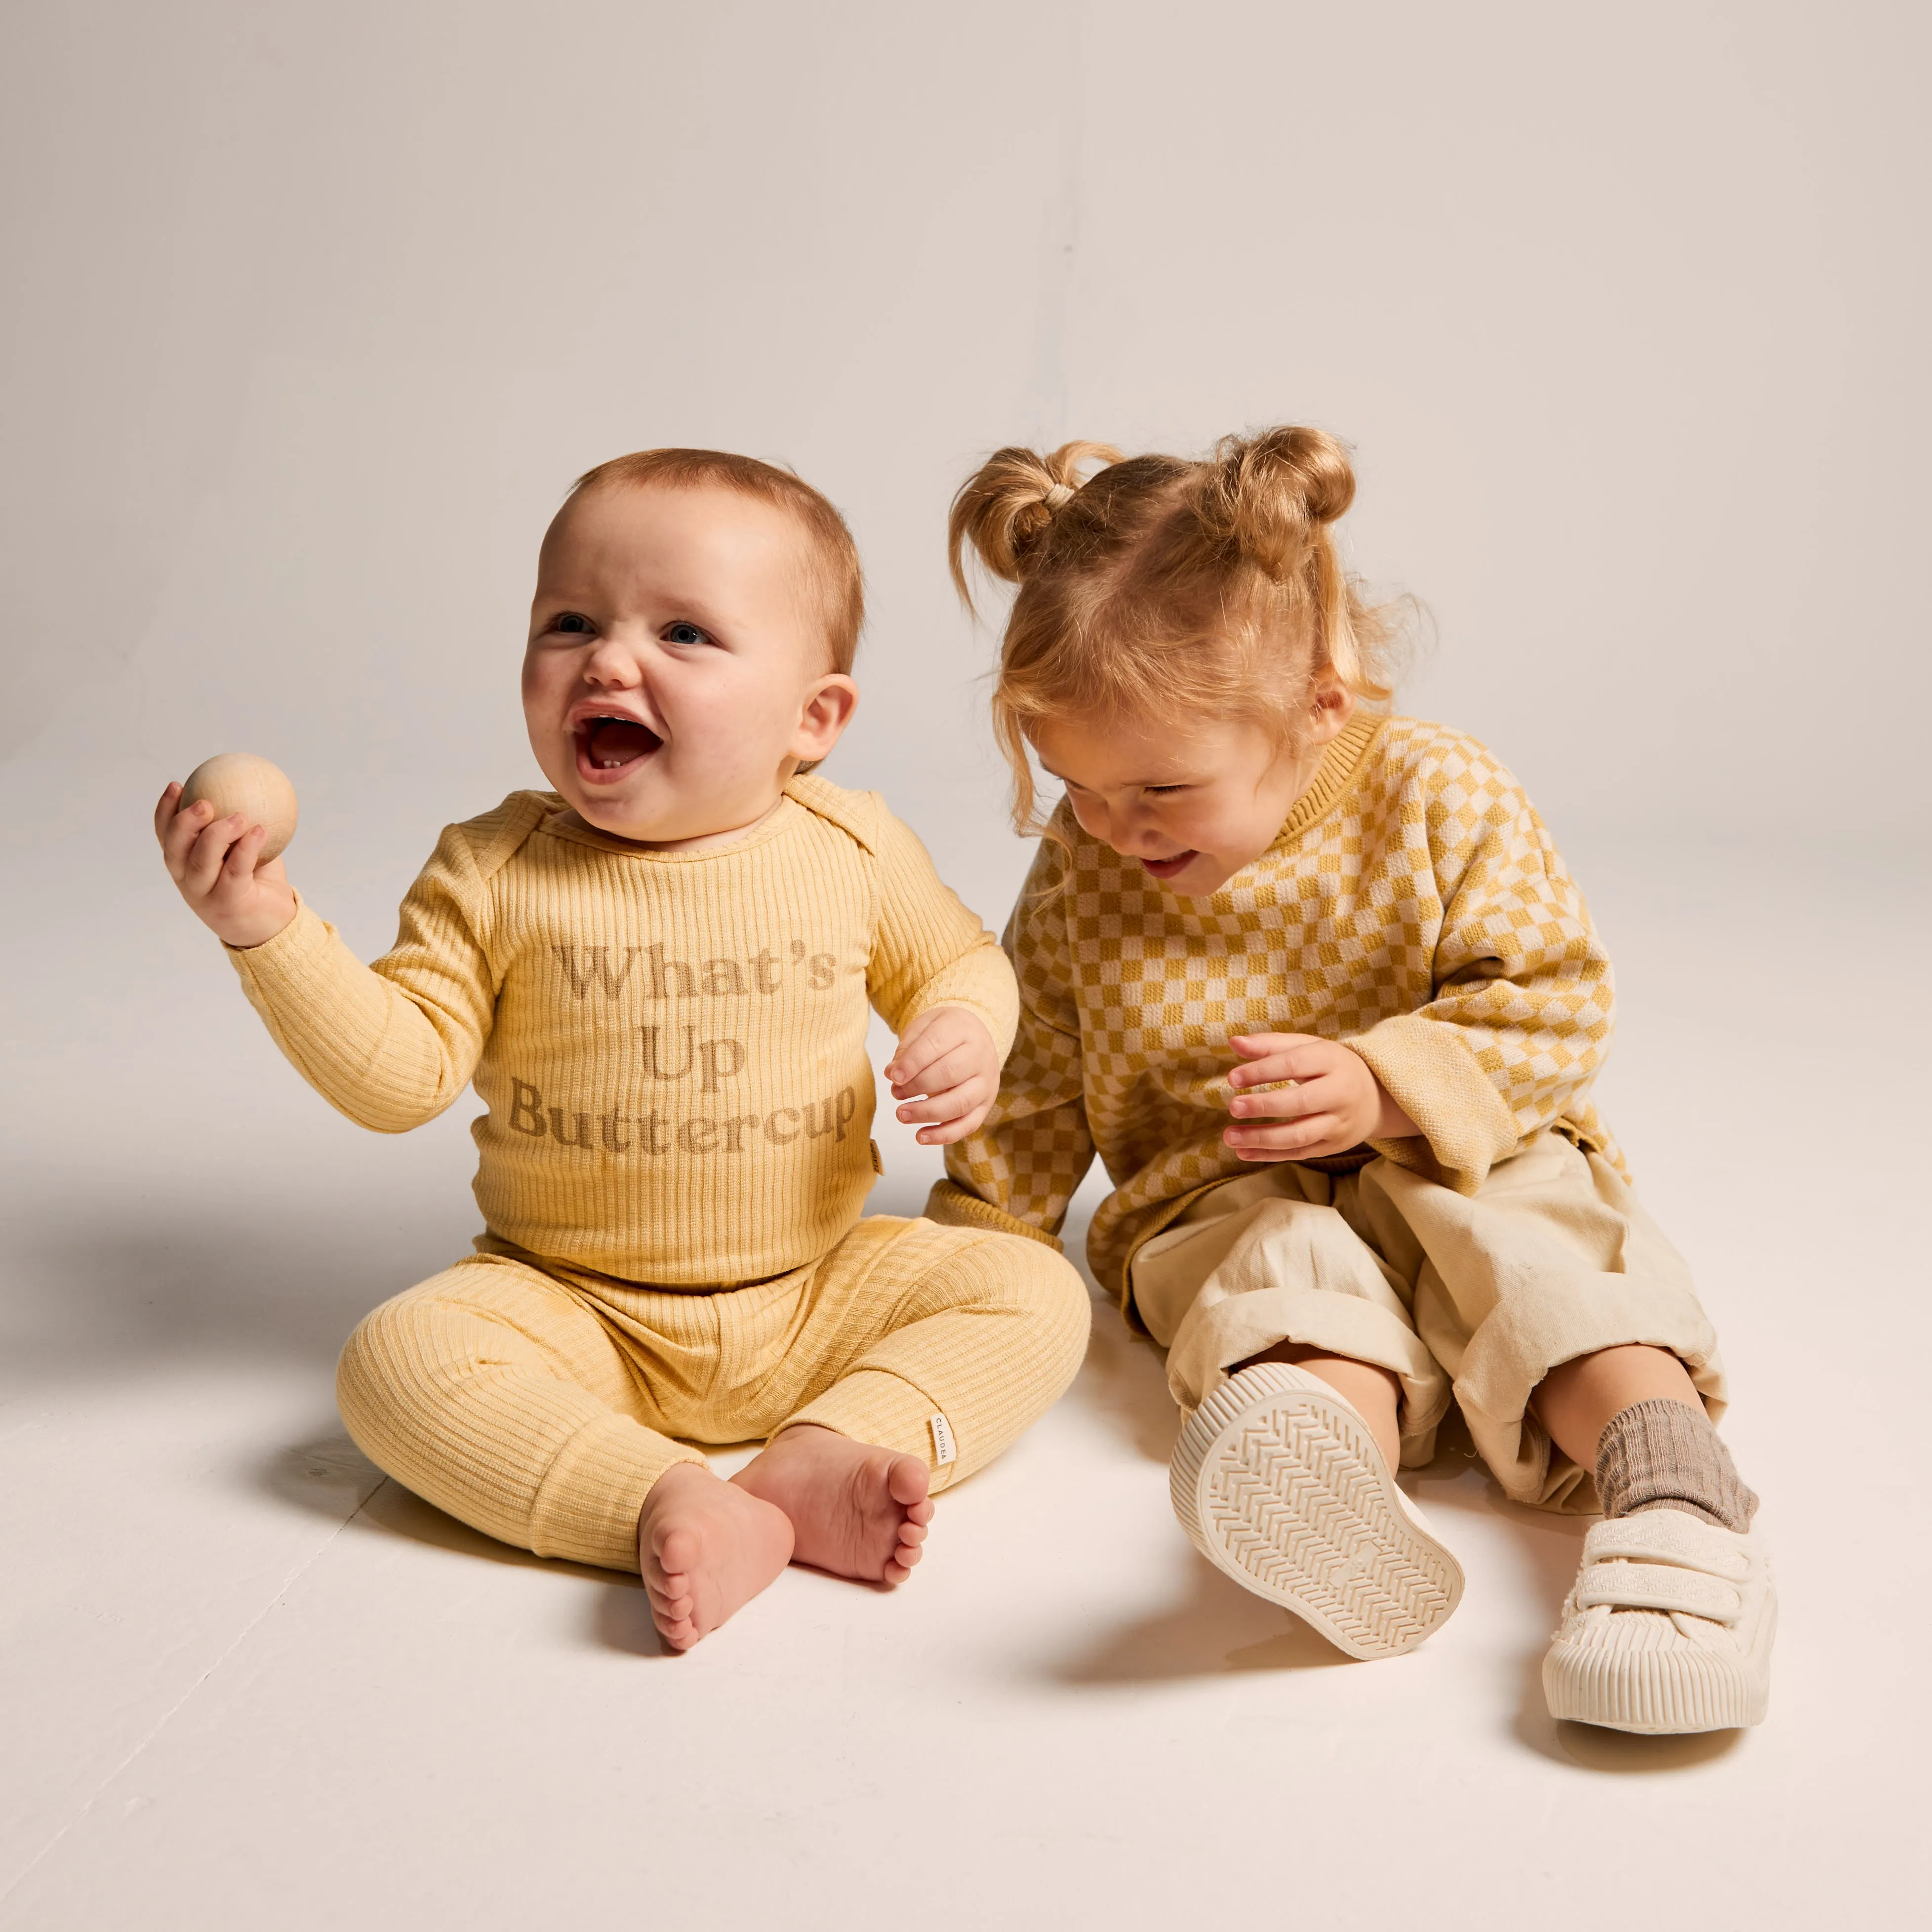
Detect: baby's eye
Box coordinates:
(551, 612, 593, 635)
(1144, 784, 1187, 796)
(662, 620, 712, 646)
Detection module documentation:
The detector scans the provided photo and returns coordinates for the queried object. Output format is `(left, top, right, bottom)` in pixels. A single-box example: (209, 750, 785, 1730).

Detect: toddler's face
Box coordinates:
(522, 484, 856, 847)
(1031, 694, 1353, 896)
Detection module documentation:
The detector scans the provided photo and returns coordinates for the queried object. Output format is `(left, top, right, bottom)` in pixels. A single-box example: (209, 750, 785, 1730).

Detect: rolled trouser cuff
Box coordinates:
(1455, 1288, 1724, 1513)
(1165, 1282, 1452, 1463)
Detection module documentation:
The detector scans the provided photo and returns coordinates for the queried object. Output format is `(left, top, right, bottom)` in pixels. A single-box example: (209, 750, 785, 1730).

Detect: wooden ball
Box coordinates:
(180, 753, 299, 861)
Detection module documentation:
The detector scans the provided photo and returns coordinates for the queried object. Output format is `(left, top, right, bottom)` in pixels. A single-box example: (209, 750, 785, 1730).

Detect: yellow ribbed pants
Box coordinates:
(337, 1214, 1091, 1572)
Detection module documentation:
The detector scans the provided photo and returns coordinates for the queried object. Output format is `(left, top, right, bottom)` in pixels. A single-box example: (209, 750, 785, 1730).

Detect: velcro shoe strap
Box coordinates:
(1581, 1510, 1751, 1582)
(1576, 1559, 1741, 1621)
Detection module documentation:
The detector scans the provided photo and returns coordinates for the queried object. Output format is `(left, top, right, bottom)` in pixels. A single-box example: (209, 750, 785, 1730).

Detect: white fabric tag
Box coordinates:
(928, 1412, 957, 1466)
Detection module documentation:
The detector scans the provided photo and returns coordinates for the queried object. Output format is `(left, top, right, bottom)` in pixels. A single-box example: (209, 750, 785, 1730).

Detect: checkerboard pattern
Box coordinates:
(941, 715, 1622, 1296)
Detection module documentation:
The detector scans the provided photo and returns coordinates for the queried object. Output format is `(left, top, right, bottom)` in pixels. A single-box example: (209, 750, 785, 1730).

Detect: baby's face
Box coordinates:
(523, 484, 856, 847)
(1031, 693, 1354, 897)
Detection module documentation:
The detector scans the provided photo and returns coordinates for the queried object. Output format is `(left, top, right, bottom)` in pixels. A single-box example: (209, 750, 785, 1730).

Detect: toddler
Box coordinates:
(931, 428, 1772, 1733)
(155, 448, 1090, 1650)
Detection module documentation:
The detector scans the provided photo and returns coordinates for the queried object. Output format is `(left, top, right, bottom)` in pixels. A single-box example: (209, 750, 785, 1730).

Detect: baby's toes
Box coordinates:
(652, 1605, 699, 1650)
(897, 1520, 927, 1550)
(885, 1455, 930, 1509)
(648, 1579, 693, 1624)
(654, 1524, 702, 1576)
(904, 1496, 936, 1528)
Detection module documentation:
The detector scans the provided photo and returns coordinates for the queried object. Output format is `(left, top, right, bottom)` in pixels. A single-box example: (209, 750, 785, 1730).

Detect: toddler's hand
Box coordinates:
(154, 781, 299, 950)
(884, 1005, 1000, 1147)
(1223, 1033, 1416, 1162)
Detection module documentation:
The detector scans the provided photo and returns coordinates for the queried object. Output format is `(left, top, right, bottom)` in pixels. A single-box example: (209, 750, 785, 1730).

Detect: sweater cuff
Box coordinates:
(1346, 1014, 1521, 1196)
(224, 894, 341, 1003)
(923, 1178, 1062, 1250)
(901, 995, 1015, 1063)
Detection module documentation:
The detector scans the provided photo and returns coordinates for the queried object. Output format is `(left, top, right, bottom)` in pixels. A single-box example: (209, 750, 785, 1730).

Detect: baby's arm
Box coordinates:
(928, 828, 1097, 1246)
(866, 806, 1016, 1148)
(156, 782, 298, 949)
(884, 1003, 1000, 1147)
(154, 784, 496, 1132)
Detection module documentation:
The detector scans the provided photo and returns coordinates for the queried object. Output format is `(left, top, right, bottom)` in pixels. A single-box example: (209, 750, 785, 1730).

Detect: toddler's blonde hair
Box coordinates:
(949, 426, 1397, 832)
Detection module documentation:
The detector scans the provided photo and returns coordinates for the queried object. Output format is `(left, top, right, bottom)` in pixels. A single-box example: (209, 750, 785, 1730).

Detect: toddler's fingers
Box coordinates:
(1226, 1049, 1305, 1088)
(1228, 1075, 1330, 1121)
(1224, 1115, 1344, 1160)
(1228, 1045, 1330, 1088)
(1229, 1032, 1313, 1059)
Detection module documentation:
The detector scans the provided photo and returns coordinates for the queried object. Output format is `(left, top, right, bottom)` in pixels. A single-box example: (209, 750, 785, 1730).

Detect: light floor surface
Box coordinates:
(3, 837, 1925, 1930)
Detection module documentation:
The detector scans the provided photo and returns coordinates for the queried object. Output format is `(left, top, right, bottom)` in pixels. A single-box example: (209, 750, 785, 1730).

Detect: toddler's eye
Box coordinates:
(663, 621, 712, 646)
(1145, 784, 1186, 796)
(551, 612, 593, 635)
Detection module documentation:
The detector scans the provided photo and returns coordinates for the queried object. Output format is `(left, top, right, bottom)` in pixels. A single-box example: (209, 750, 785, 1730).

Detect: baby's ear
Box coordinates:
(792, 673, 860, 764)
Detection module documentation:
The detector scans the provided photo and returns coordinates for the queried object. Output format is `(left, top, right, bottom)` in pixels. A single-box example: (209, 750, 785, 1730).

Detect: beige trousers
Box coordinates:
(338, 1214, 1091, 1572)
(1128, 1131, 1723, 1511)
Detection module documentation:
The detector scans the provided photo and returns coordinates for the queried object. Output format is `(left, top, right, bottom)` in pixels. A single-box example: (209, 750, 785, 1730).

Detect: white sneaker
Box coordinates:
(1542, 1507, 1775, 1733)
(1169, 1363, 1464, 1659)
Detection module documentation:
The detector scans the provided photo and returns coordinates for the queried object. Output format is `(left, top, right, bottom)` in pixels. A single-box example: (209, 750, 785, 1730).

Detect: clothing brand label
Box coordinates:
(928, 1413, 958, 1466)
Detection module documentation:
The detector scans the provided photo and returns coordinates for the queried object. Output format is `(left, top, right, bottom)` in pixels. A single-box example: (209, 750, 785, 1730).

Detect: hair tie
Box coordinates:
(1042, 483, 1075, 511)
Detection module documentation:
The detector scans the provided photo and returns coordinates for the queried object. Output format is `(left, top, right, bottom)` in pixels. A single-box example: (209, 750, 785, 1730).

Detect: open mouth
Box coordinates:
(1140, 850, 1199, 881)
(574, 715, 663, 782)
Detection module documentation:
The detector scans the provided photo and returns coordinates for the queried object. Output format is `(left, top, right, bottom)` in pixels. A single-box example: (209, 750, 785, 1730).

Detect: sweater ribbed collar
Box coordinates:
(1268, 710, 1384, 853)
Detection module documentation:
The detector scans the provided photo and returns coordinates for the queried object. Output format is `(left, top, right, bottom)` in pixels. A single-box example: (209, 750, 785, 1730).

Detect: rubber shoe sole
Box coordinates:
(1170, 1363, 1464, 1660)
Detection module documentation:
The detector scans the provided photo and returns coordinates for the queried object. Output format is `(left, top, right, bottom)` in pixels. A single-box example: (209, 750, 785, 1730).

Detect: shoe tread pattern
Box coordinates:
(1180, 1378, 1461, 1659)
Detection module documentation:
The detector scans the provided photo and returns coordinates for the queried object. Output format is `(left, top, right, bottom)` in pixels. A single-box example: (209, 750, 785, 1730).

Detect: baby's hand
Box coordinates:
(154, 781, 299, 950)
(884, 1005, 1000, 1147)
(1223, 1033, 1416, 1162)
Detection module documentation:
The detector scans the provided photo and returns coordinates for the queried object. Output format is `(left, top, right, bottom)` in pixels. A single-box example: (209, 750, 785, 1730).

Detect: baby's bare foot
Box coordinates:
(638, 1462, 796, 1652)
(733, 1424, 934, 1584)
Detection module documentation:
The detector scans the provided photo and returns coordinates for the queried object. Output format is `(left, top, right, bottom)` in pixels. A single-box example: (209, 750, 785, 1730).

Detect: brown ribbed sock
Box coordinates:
(1594, 1398, 1757, 1532)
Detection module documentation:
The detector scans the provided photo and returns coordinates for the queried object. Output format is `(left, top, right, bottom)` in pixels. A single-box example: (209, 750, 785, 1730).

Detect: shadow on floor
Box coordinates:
(1047, 1551, 1352, 1684)
(1414, 1448, 1746, 1772)
(254, 1424, 679, 1654)
(4, 1191, 473, 1381)
(1058, 1297, 1180, 1464)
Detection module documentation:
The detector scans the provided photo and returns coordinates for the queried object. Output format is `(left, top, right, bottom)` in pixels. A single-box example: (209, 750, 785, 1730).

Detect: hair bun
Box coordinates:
(1200, 425, 1356, 578)
(949, 441, 1123, 602)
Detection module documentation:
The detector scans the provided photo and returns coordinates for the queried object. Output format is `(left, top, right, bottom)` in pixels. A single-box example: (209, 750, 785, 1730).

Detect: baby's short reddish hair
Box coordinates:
(570, 448, 864, 673)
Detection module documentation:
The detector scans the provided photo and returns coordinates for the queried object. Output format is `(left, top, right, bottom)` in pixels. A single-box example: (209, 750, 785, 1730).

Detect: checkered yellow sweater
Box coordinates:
(928, 713, 1620, 1303)
(228, 776, 1017, 1288)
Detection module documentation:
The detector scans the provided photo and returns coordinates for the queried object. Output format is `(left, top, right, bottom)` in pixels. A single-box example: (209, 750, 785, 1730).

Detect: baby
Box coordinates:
(155, 448, 1090, 1649)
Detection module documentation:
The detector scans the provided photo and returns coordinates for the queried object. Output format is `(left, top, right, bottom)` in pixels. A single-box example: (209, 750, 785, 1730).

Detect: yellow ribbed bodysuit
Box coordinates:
(229, 775, 1090, 1570)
